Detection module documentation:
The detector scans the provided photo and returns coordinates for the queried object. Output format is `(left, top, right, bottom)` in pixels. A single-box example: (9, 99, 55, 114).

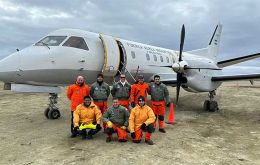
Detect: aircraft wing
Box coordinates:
(217, 52, 260, 68)
(212, 74, 260, 82)
(212, 66, 260, 81)
(160, 79, 177, 85)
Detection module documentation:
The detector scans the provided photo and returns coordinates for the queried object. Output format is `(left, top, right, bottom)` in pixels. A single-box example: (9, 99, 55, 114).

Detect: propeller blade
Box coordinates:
(176, 73, 182, 105)
(179, 24, 185, 62)
(175, 25, 185, 105)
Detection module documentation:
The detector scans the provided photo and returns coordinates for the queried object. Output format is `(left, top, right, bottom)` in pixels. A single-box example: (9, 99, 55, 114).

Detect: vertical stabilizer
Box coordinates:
(207, 24, 222, 61)
(187, 24, 222, 62)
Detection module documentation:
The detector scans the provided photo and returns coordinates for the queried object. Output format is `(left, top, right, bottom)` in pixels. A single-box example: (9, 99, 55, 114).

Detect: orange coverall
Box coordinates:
(130, 82, 150, 105)
(67, 83, 90, 111)
(129, 105, 156, 141)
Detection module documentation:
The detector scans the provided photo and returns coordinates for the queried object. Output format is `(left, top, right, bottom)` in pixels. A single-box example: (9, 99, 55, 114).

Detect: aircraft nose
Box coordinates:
(0, 52, 20, 82)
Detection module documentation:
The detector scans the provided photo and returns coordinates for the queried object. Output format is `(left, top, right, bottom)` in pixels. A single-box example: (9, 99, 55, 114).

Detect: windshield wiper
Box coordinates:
(39, 41, 50, 49)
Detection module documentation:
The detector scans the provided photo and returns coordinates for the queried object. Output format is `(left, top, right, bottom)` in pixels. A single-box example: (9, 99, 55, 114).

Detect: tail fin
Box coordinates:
(187, 24, 222, 62)
(208, 24, 222, 61)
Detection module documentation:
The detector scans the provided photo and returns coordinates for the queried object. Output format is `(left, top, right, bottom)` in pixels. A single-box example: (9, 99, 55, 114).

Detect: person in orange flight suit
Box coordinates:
(130, 75, 150, 108)
(67, 76, 90, 137)
(129, 96, 156, 145)
(73, 96, 102, 140)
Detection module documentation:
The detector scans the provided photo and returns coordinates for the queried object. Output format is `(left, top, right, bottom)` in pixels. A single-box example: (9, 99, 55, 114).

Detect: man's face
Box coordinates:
(83, 98, 91, 106)
(97, 76, 103, 82)
(112, 99, 119, 108)
(154, 77, 160, 84)
(77, 76, 84, 86)
(120, 75, 126, 82)
(138, 78, 144, 84)
(138, 99, 145, 107)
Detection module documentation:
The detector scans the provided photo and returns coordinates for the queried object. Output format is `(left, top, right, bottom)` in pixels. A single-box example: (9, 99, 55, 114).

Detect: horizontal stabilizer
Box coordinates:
(217, 53, 260, 68)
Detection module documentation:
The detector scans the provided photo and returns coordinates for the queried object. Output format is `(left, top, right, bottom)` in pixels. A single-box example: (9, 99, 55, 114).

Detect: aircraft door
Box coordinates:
(99, 34, 120, 77)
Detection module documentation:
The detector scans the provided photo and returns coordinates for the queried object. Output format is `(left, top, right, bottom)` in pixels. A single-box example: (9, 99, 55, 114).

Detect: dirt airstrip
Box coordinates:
(0, 81, 259, 165)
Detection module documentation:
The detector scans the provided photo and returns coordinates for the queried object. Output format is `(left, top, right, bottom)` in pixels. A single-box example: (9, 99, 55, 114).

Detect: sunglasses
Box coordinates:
(120, 77, 126, 78)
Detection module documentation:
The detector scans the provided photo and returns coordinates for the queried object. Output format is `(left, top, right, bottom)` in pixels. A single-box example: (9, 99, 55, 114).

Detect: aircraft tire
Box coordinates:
(48, 108, 61, 119)
(44, 108, 50, 119)
(203, 100, 210, 111)
(209, 101, 218, 112)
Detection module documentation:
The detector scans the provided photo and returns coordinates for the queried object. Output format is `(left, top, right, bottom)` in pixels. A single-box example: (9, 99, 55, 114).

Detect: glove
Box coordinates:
(106, 121, 113, 128)
(73, 126, 79, 132)
(131, 102, 135, 108)
(120, 126, 126, 130)
(96, 124, 101, 131)
(131, 132, 136, 139)
(166, 102, 170, 107)
(141, 123, 147, 131)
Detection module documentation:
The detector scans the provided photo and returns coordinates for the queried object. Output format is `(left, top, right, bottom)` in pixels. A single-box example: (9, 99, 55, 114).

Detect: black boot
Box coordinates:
(81, 129, 87, 140)
(159, 128, 166, 133)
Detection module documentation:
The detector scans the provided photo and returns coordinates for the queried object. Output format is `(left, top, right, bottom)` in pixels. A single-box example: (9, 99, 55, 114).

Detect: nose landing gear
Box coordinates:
(203, 90, 219, 112)
(44, 93, 61, 119)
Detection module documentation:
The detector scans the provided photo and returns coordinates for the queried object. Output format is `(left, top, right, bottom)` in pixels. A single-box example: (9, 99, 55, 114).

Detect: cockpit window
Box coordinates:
(62, 36, 89, 50)
(35, 36, 67, 46)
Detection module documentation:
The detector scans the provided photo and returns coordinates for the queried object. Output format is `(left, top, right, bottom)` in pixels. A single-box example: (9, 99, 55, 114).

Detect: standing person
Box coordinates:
(111, 74, 131, 110)
(73, 96, 102, 140)
(149, 75, 170, 133)
(130, 74, 149, 108)
(102, 98, 129, 143)
(129, 96, 156, 145)
(90, 73, 110, 114)
(67, 75, 90, 138)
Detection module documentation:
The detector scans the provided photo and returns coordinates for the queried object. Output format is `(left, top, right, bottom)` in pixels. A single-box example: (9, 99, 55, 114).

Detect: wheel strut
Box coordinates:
(44, 93, 60, 119)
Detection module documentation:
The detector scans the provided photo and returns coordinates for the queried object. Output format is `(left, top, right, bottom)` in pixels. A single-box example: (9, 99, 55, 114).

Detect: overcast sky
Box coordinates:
(1, 0, 260, 65)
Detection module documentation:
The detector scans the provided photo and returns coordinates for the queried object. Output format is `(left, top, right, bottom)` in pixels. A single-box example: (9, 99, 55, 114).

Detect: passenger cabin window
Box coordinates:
(146, 53, 150, 61)
(160, 56, 163, 62)
(131, 51, 136, 59)
(153, 55, 157, 61)
(35, 36, 67, 46)
(62, 36, 89, 50)
(166, 57, 170, 63)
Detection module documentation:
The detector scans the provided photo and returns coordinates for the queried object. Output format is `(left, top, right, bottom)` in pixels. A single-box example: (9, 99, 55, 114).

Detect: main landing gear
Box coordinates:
(44, 93, 61, 119)
(203, 90, 219, 112)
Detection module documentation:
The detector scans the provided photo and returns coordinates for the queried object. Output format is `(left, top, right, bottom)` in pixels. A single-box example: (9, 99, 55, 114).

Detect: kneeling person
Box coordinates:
(103, 98, 129, 142)
(73, 96, 102, 139)
(129, 96, 156, 145)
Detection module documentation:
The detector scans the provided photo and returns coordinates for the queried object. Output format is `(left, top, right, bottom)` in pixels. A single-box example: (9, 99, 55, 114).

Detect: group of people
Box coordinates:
(67, 73, 170, 145)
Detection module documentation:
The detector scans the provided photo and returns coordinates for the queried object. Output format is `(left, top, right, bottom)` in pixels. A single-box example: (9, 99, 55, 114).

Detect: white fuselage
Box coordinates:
(0, 28, 222, 92)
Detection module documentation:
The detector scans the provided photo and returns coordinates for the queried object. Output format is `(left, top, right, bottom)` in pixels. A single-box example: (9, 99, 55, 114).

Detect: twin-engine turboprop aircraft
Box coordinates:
(0, 24, 260, 119)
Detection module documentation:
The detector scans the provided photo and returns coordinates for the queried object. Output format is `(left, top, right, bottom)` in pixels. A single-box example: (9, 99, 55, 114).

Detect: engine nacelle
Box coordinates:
(172, 61, 188, 73)
(183, 69, 222, 92)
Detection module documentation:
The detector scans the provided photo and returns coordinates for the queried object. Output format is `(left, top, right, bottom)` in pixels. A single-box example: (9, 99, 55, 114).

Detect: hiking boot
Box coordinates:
(70, 133, 77, 138)
(159, 128, 166, 133)
(145, 139, 154, 145)
(106, 137, 112, 143)
(132, 140, 141, 143)
(86, 134, 93, 139)
(118, 139, 127, 142)
(81, 132, 87, 140)
(81, 135, 86, 140)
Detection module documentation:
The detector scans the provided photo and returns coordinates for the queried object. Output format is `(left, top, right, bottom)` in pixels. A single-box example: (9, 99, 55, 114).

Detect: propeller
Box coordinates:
(175, 24, 185, 105)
